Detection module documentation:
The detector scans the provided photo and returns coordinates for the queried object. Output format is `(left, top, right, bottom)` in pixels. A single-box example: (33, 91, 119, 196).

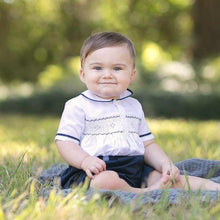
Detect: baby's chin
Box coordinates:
(95, 92, 120, 100)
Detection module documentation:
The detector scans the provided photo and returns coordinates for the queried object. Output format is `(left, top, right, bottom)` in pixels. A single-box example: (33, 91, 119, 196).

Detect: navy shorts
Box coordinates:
(61, 155, 155, 189)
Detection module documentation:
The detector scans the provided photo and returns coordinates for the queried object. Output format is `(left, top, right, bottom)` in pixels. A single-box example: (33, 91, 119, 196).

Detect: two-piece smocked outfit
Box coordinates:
(55, 89, 155, 188)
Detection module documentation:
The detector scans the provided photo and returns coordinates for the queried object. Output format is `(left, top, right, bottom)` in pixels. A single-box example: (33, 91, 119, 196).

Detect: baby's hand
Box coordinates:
(81, 156, 106, 179)
(162, 162, 180, 183)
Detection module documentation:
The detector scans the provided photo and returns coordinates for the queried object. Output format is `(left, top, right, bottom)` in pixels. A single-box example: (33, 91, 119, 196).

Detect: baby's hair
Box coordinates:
(80, 32, 136, 68)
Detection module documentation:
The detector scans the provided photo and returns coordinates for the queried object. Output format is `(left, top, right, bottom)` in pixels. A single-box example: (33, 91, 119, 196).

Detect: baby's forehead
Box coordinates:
(93, 44, 128, 51)
(89, 45, 131, 56)
(81, 43, 135, 68)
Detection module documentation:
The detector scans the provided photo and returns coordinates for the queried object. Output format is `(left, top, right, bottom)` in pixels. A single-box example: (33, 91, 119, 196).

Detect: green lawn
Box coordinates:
(0, 114, 219, 219)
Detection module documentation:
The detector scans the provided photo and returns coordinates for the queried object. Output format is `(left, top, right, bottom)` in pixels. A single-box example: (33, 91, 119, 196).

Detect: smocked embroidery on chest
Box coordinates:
(84, 115, 141, 135)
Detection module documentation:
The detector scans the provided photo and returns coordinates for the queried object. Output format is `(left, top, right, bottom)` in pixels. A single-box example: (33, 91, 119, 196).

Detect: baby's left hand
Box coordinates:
(162, 162, 180, 183)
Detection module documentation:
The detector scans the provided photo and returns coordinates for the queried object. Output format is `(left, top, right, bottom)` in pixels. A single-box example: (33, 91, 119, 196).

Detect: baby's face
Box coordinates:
(80, 45, 136, 99)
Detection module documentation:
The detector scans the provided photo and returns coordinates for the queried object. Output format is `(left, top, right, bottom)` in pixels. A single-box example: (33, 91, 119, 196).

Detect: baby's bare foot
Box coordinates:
(144, 175, 171, 192)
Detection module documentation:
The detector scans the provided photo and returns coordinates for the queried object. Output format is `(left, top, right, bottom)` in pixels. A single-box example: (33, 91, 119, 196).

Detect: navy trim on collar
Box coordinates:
(80, 89, 133, 102)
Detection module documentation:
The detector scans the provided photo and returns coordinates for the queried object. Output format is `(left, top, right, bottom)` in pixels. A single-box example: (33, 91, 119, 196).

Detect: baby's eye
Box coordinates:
(114, 67, 122, 71)
(93, 66, 102, 70)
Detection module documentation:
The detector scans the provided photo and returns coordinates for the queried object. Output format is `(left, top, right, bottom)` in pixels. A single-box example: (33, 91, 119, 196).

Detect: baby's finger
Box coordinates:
(98, 159, 106, 170)
(86, 169, 94, 179)
(96, 163, 106, 172)
(164, 178, 172, 188)
(163, 168, 170, 176)
(92, 166, 101, 175)
(175, 173, 180, 181)
(173, 168, 180, 179)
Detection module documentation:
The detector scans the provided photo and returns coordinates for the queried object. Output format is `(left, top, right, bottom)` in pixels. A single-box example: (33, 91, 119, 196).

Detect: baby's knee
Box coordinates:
(90, 170, 120, 190)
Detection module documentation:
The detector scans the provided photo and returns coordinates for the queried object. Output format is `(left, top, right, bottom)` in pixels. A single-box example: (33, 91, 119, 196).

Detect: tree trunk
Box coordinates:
(192, 0, 220, 60)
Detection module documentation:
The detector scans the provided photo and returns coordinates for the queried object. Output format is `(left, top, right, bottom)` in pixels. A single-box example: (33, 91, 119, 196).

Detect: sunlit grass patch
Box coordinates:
(0, 114, 219, 219)
(148, 119, 220, 161)
(2, 182, 135, 220)
(1, 185, 219, 220)
(0, 114, 59, 162)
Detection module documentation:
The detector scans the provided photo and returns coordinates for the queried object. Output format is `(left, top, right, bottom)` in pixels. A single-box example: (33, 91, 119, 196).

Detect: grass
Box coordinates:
(0, 114, 220, 219)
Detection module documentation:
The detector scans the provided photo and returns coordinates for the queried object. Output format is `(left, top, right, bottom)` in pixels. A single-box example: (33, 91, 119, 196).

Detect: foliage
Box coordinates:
(0, 115, 219, 219)
(0, 0, 98, 82)
(192, 0, 220, 59)
(0, 0, 193, 82)
(1, 0, 220, 100)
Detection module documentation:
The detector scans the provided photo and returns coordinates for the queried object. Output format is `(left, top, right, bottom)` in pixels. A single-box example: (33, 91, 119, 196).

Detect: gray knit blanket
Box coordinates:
(38, 158, 220, 205)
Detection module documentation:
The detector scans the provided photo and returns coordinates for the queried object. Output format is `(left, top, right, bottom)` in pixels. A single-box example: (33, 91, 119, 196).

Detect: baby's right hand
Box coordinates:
(81, 156, 106, 179)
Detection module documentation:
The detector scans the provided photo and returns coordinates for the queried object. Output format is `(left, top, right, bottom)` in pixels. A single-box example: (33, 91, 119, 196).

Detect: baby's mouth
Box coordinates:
(98, 82, 117, 84)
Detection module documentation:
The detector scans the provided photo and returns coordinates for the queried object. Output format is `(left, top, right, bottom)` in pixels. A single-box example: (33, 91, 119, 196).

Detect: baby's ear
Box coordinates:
(79, 68, 85, 82)
(130, 69, 136, 83)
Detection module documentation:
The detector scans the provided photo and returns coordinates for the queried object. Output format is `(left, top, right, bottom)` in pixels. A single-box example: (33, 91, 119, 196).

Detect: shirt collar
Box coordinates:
(80, 89, 133, 102)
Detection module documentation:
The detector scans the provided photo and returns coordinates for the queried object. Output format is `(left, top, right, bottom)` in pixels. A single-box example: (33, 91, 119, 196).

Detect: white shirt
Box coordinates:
(55, 89, 154, 156)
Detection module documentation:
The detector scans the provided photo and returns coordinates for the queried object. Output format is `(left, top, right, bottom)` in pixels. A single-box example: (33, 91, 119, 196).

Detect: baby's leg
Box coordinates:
(147, 170, 220, 191)
(90, 170, 170, 193)
(178, 175, 220, 191)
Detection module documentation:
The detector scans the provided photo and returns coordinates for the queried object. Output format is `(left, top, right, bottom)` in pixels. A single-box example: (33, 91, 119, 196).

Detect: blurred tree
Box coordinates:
(0, 0, 219, 84)
(192, 0, 220, 60)
(96, 0, 193, 59)
(0, 0, 98, 82)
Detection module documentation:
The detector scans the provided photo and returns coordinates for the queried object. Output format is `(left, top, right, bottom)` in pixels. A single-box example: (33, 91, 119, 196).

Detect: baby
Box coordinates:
(55, 32, 220, 193)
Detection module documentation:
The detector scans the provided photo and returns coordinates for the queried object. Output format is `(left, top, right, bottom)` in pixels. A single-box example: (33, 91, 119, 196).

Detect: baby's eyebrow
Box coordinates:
(89, 63, 127, 67)
(113, 64, 126, 67)
(89, 63, 102, 66)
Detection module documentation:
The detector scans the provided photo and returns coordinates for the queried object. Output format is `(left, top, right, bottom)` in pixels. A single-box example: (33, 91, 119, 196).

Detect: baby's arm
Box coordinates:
(143, 140, 180, 181)
(56, 140, 106, 179)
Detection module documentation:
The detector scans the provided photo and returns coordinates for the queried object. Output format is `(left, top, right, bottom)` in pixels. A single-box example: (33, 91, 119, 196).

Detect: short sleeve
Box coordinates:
(55, 98, 85, 144)
(138, 107, 154, 142)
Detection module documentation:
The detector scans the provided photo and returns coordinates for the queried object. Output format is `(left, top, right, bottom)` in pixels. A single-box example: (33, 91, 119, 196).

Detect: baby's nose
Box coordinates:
(103, 70, 113, 78)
